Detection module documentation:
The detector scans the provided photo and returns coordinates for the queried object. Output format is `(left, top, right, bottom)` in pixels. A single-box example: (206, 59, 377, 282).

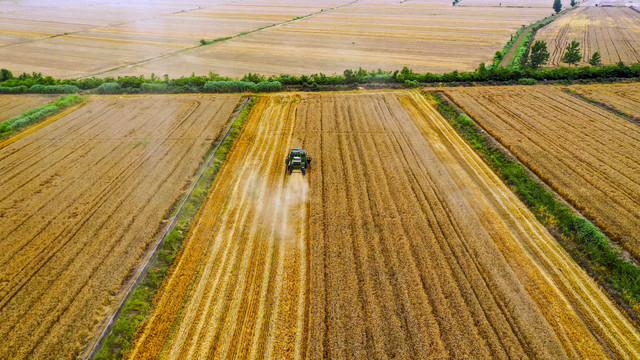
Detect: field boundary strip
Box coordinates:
(80, 0, 361, 79)
(426, 90, 640, 321)
(562, 88, 640, 126)
(86, 95, 253, 359)
(0, 95, 85, 149)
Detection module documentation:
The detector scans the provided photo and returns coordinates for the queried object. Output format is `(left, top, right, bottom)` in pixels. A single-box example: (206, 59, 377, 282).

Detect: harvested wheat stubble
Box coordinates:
(0, 0, 350, 78)
(0, 94, 57, 123)
(106, 1, 553, 78)
(446, 85, 640, 259)
(569, 82, 640, 119)
(535, 6, 640, 67)
(131, 91, 639, 359)
(0, 94, 239, 359)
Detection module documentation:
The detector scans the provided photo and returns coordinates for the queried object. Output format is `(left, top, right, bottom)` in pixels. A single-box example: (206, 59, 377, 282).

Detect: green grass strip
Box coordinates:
(94, 96, 257, 360)
(425, 91, 640, 311)
(0, 94, 83, 138)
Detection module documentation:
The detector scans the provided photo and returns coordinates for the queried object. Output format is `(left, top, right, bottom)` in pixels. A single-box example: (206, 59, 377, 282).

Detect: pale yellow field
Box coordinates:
(107, 1, 554, 78)
(459, 0, 575, 7)
(0, 0, 349, 78)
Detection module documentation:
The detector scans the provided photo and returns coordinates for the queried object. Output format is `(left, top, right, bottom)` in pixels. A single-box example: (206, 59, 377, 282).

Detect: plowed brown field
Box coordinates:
(0, 94, 239, 358)
(446, 86, 640, 259)
(535, 6, 640, 66)
(569, 82, 640, 119)
(0, 94, 56, 123)
(130, 91, 639, 359)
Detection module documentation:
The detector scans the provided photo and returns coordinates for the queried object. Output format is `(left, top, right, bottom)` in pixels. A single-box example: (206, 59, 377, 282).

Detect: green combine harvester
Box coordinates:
(285, 147, 312, 175)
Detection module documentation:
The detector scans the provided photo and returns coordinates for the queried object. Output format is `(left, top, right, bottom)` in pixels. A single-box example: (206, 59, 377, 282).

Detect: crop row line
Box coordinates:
(426, 90, 640, 322)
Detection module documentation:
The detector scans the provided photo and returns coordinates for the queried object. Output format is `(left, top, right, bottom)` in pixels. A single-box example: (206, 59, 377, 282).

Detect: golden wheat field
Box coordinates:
(535, 6, 640, 66)
(128, 91, 640, 359)
(0, 94, 239, 358)
(446, 85, 640, 259)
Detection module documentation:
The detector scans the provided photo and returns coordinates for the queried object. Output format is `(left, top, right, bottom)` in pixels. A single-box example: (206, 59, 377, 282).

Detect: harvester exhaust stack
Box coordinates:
(285, 147, 312, 175)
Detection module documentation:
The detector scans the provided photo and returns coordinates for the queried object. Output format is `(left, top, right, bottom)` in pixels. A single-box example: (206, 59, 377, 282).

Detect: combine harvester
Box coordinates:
(285, 147, 311, 175)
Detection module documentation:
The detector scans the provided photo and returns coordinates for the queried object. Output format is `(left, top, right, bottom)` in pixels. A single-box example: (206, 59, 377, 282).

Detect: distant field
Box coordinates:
(0, 0, 349, 78)
(569, 82, 640, 118)
(0, 95, 56, 123)
(107, 1, 553, 78)
(0, 95, 238, 358)
(446, 85, 640, 259)
(535, 6, 640, 66)
(458, 0, 574, 7)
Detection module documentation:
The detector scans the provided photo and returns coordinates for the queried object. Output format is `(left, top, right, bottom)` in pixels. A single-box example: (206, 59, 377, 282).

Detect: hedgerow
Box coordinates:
(0, 86, 27, 94)
(0, 62, 639, 95)
(204, 80, 282, 93)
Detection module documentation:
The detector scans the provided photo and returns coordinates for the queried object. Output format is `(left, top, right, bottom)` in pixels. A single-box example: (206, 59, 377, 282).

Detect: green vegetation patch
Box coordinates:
(0, 94, 83, 138)
(426, 91, 640, 312)
(94, 96, 257, 360)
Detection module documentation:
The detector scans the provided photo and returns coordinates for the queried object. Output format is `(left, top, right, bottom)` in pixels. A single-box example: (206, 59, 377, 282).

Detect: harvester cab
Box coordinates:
(285, 147, 312, 175)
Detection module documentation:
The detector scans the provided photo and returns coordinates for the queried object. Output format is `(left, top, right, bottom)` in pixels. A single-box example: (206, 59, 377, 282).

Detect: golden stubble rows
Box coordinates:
(131, 91, 639, 359)
(0, 94, 238, 359)
(446, 85, 640, 260)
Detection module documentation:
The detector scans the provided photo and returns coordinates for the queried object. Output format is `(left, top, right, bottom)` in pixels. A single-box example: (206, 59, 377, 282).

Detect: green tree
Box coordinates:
(588, 51, 602, 67)
(561, 40, 582, 66)
(571, 0, 576, 6)
(553, 0, 562, 13)
(0, 69, 13, 82)
(528, 40, 550, 69)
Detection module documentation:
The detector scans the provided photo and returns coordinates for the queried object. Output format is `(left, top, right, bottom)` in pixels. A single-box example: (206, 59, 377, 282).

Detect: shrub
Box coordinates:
(204, 81, 256, 93)
(518, 78, 537, 85)
(29, 84, 79, 93)
(404, 79, 419, 87)
(0, 86, 27, 94)
(141, 83, 168, 93)
(255, 81, 282, 92)
(94, 82, 122, 94)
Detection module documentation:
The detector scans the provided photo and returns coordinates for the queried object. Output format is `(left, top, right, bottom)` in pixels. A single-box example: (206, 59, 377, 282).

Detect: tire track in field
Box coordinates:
(0, 98, 207, 307)
(129, 95, 310, 360)
(131, 91, 640, 359)
(0, 99, 202, 300)
(21, 98, 229, 357)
